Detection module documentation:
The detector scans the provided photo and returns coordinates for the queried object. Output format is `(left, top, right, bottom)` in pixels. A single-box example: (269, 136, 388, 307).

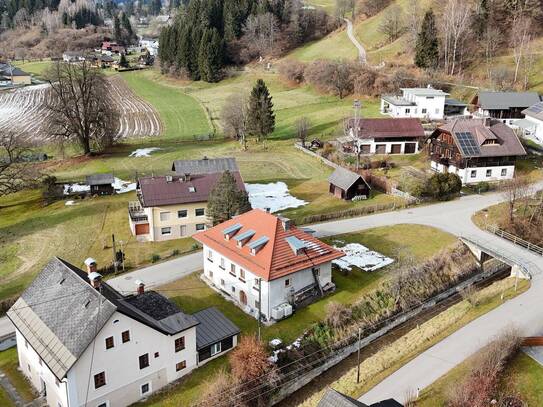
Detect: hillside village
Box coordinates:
(1, 0, 543, 406)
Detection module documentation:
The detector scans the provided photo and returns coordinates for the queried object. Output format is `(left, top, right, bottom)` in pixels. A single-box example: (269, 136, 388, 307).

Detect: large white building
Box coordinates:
(520, 101, 543, 145)
(7, 258, 239, 407)
(380, 86, 450, 120)
(193, 209, 344, 322)
(428, 118, 527, 184)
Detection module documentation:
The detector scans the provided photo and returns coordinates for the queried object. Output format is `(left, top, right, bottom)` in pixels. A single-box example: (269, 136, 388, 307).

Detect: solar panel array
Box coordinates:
(527, 102, 543, 114)
(455, 132, 481, 157)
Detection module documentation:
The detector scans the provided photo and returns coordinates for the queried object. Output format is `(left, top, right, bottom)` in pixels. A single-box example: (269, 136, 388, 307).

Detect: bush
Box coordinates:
(171, 249, 180, 256)
(476, 181, 490, 193)
(0, 296, 18, 315)
(278, 59, 306, 84)
(151, 254, 160, 263)
(426, 173, 462, 200)
(325, 302, 353, 329)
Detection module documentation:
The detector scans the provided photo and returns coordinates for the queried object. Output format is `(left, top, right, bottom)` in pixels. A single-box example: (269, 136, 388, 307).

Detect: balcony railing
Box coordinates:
(128, 201, 148, 222)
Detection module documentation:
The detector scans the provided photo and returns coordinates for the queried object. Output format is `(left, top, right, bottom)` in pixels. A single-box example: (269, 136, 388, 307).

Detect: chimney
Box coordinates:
(135, 280, 145, 295)
(84, 258, 97, 274)
(265, 207, 271, 213)
(484, 117, 492, 127)
(88, 272, 102, 289)
(279, 216, 291, 231)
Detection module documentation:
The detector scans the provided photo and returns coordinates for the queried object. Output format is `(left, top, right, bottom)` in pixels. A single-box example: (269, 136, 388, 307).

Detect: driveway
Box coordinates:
(344, 18, 366, 64)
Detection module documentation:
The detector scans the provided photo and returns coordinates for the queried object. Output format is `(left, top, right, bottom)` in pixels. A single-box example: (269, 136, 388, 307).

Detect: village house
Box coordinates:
(86, 173, 115, 196)
(318, 388, 403, 407)
(328, 167, 371, 201)
(101, 41, 126, 55)
(62, 51, 85, 63)
(519, 101, 543, 145)
(428, 118, 526, 184)
(128, 157, 245, 241)
(340, 118, 425, 155)
(193, 209, 344, 322)
(380, 86, 449, 120)
(139, 37, 159, 56)
(0, 63, 31, 86)
(7, 257, 239, 407)
(471, 91, 541, 126)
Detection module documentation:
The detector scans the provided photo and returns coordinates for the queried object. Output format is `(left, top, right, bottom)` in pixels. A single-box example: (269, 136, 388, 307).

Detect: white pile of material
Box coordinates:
(65, 200, 76, 206)
(245, 182, 307, 213)
(333, 243, 394, 272)
(128, 147, 161, 157)
(63, 178, 137, 195)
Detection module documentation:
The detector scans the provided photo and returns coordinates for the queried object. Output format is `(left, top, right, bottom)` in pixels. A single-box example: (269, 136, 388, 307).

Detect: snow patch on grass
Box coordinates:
(333, 243, 394, 272)
(128, 147, 162, 157)
(245, 182, 307, 213)
(63, 178, 136, 195)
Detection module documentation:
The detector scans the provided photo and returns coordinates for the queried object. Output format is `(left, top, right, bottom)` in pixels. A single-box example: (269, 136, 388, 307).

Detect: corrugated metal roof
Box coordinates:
(317, 388, 369, 407)
(402, 87, 449, 96)
(477, 91, 540, 110)
(171, 157, 239, 174)
(86, 173, 114, 186)
(522, 101, 543, 121)
(193, 307, 240, 349)
(328, 167, 370, 191)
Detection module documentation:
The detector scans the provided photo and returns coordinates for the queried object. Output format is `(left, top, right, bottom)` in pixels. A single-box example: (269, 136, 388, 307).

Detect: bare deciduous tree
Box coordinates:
(405, 0, 421, 52)
(295, 116, 310, 147)
(441, 0, 472, 75)
(221, 94, 248, 150)
(45, 61, 119, 155)
(502, 176, 531, 223)
(378, 4, 405, 43)
(510, 15, 532, 84)
(0, 132, 38, 197)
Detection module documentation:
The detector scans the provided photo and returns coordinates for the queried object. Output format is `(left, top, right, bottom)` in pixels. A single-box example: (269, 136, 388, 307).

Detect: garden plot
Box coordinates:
(0, 77, 162, 140)
(245, 182, 307, 213)
(332, 242, 394, 271)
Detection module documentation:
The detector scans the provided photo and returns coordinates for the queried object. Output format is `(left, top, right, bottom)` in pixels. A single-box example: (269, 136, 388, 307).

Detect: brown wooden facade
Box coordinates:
(329, 178, 370, 201)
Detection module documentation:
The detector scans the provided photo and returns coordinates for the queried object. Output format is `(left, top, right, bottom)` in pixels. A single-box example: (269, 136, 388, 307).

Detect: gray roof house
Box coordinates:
(328, 167, 371, 201)
(318, 388, 403, 407)
(86, 173, 115, 195)
(171, 157, 239, 175)
(472, 91, 541, 120)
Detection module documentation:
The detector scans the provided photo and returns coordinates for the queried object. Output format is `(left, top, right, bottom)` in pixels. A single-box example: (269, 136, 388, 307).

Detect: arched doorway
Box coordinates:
(239, 290, 247, 306)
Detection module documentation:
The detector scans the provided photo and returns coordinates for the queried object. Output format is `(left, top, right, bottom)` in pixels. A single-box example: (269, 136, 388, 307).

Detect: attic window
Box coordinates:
(482, 139, 497, 145)
(235, 230, 256, 247)
(223, 223, 243, 240)
(248, 236, 269, 255)
(285, 236, 307, 256)
(188, 186, 196, 193)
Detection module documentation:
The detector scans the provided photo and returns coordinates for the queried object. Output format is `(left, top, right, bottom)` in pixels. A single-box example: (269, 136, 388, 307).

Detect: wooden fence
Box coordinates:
(522, 337, 543, 346)
(486, 224, 543, 256)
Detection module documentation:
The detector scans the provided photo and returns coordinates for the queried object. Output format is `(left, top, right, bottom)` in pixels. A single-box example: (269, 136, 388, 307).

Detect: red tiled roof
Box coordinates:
(138, 172, 245, 207)
(348, 118, 425, 139)
(193, 209, 344, 281)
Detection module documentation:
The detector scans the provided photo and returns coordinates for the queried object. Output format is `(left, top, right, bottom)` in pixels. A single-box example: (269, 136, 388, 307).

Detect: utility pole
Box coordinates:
(112, 234, 118, 273)
(257, 278, 262, 341)
(119, 240, 125, 272)
(356, 327, 362, 383)
(353, 100, 363, 170)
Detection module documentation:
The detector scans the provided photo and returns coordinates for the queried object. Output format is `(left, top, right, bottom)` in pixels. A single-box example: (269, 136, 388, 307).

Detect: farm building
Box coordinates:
(341, 118, 425, 155)
(428, 118, 527, 184)
(471, 91, 541, 126)
(102, 41, 126, 54)
(193, 209, 344, 322)
(86, 174, 115, 195)
(328, 167, 371, 201)
(7, 257, 239, 407)
(129, 158, 245, 241)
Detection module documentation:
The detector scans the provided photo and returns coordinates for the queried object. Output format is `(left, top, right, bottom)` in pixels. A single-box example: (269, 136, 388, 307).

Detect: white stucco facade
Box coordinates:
(17, 311, 197, 407)
(201, 245, 333, 322)
(349, 135, 419, 155)
(381, 88, 448, 120)
(430, 161, 515, 184)
(522, 115, 543, 144)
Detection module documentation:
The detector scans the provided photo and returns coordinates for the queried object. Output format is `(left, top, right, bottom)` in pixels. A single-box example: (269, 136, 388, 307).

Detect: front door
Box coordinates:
(240, 290, 247, 306)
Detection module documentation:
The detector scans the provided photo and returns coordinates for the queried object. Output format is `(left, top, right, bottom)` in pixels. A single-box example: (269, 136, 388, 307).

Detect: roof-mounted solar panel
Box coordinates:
(248, 236, 269, 254)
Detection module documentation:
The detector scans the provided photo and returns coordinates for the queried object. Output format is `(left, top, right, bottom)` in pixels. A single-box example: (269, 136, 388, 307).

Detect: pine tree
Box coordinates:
(207, 171, 252, 225)
(246, 79, 275, 142)
(119, 53, 129, 68)
(414, 9, 439, 70)
(121, 12, 133, 40)
(198, 28, 223, 82)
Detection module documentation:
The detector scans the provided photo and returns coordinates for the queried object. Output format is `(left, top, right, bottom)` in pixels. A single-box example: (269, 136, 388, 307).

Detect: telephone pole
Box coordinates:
(257, 278, 262, 341)
(353, 100, 363, 170)
(356, 327, 362, 383)
(112, 234, 118, 273)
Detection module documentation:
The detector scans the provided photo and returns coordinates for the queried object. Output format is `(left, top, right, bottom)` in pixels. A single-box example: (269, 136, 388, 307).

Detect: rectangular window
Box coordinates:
(239, 269, 246, 282)
(486, 169, 492, 177)
(405, 108, 410, 114)
(122, 330, 130, 343)
(221, 279, 225, 286)
(470, 170, 477, 178)
(175, 337, 185, 352)
(159, 212, 170, 222)
(39, 358, 42, 366)
(501, 168, 507, 177)
(230, 264, 236, 276)
(422, 108, 427, 114)
(139, 353, 149, 369)
(196, 223, 205, 231)
(105, 336, 114, 350)
(231, 286, 236, 293)
(55, 378, 60, 387)
(94, 372, 106, 389)
(207, 250, 213, 262)
(195, 208, 205, 217)
(285, 279, 291, 287)
(161, 227, 171, 236)
(177, 210, 187, 218)
(154, 352, 160, 358)
(255, 300, 260, 309)
(209, 270, 213, 278)
(220, 258, 225, 269)
(176, 361, 186, 371)
(141, 383, 150, 395)
(435, 108, 440, 114)
(210, 342, 222, 356)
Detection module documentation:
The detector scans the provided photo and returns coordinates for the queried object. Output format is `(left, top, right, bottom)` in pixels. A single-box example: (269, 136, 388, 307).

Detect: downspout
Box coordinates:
(302, 250, 323, 297)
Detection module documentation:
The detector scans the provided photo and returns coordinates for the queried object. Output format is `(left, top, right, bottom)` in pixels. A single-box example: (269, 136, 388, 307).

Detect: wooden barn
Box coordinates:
(86, 173, 115, 195)
(328, 167, 371, 201)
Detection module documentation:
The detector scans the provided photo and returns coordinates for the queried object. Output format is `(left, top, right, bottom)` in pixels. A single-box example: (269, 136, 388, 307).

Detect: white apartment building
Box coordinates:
(380, 86, 449, 120)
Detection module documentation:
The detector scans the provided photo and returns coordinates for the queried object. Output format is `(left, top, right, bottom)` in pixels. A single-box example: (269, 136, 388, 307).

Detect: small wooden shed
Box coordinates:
(86, 173, 115, 196)
(328, 167, 371, 201)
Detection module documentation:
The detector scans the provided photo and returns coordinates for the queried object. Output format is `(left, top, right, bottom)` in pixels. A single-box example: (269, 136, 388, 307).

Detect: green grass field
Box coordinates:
(140, 224, 455, 406)
(0, 348, 36, 403)
(13, 59, 52, 79)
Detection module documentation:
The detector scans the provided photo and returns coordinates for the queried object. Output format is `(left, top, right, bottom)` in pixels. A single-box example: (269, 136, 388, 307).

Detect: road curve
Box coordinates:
(344, 18, 367, 64)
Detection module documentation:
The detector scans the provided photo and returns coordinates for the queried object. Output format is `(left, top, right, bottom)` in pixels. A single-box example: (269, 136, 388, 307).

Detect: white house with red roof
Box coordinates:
(193, 209, 344, 322)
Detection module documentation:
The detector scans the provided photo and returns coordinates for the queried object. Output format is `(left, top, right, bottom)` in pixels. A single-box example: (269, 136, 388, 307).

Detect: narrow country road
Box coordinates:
(344, 18, 367, 64)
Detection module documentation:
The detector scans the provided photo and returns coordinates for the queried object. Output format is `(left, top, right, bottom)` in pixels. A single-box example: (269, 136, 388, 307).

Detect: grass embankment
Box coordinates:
(418, 344, 543, 406)
(139, 224, 455, 406)
(13, 59, 52, 79)
(0, 348, 36, 403)
(299, 276, 530, 406)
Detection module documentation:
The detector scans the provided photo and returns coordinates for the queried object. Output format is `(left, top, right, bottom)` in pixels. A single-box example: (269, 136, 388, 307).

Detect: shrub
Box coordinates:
(325, 302, 353, 329)
(197, 369, 236, 407)
(426, 173, 462, 200)
(0, 296, 18, 315)
(476, 181, 490, 193)
(278, 59, 306, 84)
(151, 254, 160, 263)
(171, 249, 180, 256)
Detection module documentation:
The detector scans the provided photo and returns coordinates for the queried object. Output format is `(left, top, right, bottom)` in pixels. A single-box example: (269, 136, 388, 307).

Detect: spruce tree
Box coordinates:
(198, 28, 223, 82)
(207, 171, 252, 225)
(246, 79, 275, 142)
(119, 53, 129, 68)
(414, 10, 439, 70)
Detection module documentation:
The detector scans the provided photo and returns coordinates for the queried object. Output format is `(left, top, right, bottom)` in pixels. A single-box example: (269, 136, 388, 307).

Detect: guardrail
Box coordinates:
(486, 224, 543, 256)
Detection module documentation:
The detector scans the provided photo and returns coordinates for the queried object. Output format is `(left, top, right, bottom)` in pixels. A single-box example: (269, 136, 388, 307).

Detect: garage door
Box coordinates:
(404, 143, 417, 154)
(135, 223, 150, 235)
(375, 144, 386, 154)
(391, 144, 402, 154)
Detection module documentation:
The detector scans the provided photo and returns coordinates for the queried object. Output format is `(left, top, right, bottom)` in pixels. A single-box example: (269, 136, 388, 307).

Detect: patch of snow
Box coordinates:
(63, 183, 90, 195)
(63, 177, 136, 196)
(269, 339, 282, 348)
(245, 182, 307, 213)
(65, 200, 76, 206)
(333, 243, 394, 272)
(128, 147, 162, 157)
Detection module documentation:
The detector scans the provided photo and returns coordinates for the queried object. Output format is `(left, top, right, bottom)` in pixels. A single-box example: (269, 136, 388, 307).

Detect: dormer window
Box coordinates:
(248, 236, 269, 255)
(235, 230, 256, 247)
(188, 186, 196, 193)
(223, 223, 243, 240)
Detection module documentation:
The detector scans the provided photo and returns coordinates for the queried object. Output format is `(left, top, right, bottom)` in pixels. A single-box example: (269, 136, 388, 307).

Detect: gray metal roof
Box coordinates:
(328, 167, 370, 191)
(318, 389, 368, 407)
(477, 91, 541, 110)
(381, 95, 415, 107)
(193, 307, 240, 350)
(86, 173, 114, 186)
(285, 236, 306, 254)
(401, 87, 449, 96)
(522, 101, 543, 121)
(171, 157, 239, 174)
(445, 98, 468, 107)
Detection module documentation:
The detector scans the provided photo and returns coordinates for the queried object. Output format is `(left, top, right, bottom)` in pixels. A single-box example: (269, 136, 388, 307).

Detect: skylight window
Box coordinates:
(188, 186, 196, 193)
